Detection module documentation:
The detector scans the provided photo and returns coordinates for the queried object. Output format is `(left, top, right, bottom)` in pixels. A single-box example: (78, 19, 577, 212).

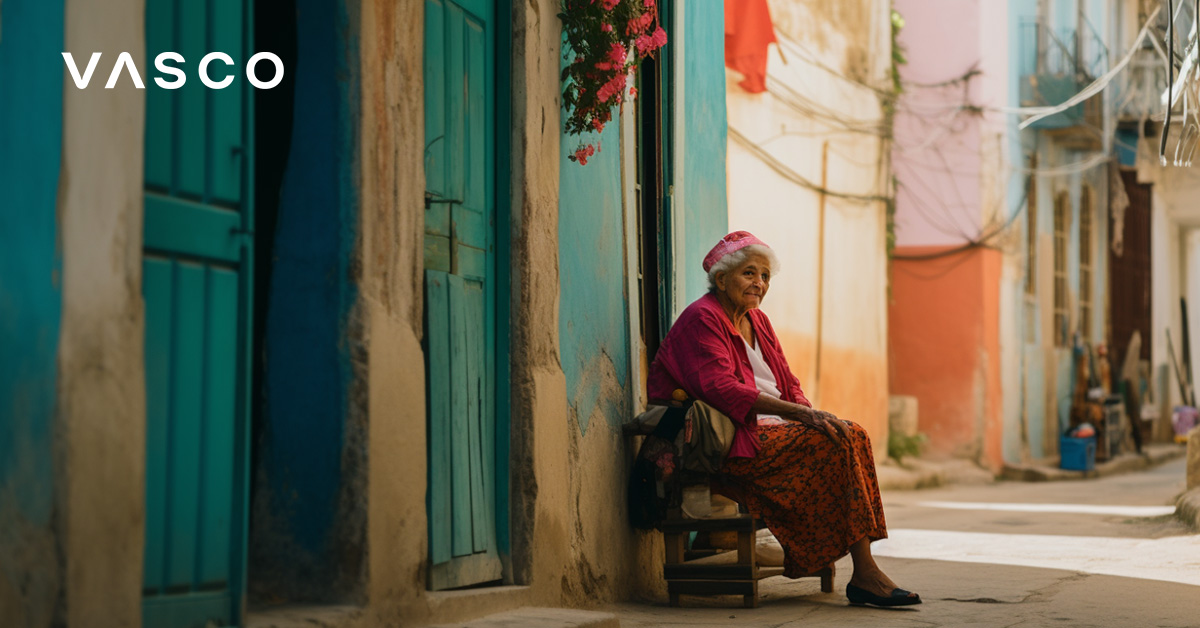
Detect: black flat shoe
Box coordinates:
(846, 583, 922, 608)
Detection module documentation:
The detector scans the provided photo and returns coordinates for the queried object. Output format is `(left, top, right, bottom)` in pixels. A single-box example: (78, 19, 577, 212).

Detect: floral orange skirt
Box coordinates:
(713, 419, 887, 577)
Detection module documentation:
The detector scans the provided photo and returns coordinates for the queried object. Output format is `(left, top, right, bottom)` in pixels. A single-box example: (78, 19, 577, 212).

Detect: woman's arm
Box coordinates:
(667, 314, 763, 423)
(751, 393, 849, 444)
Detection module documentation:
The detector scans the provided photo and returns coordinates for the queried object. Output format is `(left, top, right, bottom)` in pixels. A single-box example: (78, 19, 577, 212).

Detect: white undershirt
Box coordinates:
(743, 337, 787, 425)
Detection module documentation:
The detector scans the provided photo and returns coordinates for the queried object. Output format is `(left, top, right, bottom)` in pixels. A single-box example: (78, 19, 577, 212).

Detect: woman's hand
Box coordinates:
(793, 407, 850, 445)
(748, 393, 850, 446)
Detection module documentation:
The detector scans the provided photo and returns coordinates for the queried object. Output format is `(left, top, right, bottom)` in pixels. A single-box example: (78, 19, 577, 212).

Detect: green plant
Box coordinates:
(888, 431, 927, 461)
(890, 8, 906, 95)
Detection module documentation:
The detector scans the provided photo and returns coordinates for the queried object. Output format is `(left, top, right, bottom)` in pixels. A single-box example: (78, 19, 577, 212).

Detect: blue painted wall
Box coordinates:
(558, 114, 629, 435)
(252, 0, 361, 599)
(0, 0, 64, 614)
(681, 1, 729, 304)
(558, 4, 729, 434)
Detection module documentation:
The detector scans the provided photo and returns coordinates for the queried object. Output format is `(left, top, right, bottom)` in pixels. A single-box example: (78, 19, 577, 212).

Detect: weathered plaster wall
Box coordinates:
(361, 0, 574, 624)
(56, 0, 147, 624)
(0, 1, 64, 625)
(557, 79, 638, 605)
(359, 0, 458, 619)
(559, 123, 628, 436)
(726, 0, 891, 445)
(890, 247, 1004, 468)
(251, 0, 365, 602)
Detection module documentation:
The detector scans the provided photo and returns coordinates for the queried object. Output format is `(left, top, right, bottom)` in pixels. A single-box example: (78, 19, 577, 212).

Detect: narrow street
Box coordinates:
(610, 458, 1200, 627)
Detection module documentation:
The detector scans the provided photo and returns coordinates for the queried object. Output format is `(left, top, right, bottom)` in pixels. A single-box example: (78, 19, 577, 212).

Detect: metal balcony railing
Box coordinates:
(1019, 17, 1108, 141)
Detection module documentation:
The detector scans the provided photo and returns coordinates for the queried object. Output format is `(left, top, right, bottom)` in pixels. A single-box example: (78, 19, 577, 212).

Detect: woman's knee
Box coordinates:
(844, 420, 872, 445)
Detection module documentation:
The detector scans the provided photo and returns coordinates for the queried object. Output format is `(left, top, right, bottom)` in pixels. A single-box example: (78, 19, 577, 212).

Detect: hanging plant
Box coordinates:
(559, 0, 667, 165)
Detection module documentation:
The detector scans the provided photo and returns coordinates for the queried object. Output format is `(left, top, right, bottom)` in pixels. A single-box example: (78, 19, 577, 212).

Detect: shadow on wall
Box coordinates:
(247, 0, 365, 605)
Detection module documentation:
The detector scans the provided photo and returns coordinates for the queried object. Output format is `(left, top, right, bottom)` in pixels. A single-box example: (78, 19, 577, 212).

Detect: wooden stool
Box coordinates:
(661, 511, 835, 608)
(623, 406, 835, 608)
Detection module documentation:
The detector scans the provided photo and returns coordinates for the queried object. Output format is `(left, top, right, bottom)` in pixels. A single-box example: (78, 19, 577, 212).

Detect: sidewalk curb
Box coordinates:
(878, 457, 996, 491)
(1176, 488, 1200, 532)
(1000, 444, 1185, 482)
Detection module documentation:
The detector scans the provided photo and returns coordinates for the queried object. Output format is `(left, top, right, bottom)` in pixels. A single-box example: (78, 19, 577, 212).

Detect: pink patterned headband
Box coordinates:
(702, 230, 771, 272)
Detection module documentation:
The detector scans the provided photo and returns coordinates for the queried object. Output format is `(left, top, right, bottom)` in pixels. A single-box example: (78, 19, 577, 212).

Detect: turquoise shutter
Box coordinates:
(424, 0, 502, 590)
(142, 0, 253, 624)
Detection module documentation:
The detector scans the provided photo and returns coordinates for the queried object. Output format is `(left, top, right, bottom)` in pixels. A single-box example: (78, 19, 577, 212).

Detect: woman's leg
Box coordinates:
(847, 535, 915, 598)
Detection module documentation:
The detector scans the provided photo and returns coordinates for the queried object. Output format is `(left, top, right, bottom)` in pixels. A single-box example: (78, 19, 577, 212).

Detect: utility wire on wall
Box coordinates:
(728, 126, 889, 203)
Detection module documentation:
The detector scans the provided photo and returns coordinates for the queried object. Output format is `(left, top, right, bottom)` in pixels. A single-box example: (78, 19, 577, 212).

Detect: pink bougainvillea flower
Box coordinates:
(601, 22, 613, 32)
(626, 11, 653, 35)
(608, 43, 627, 66)
(602, 0, 619, 10)
(628, 86, 638, 100)
(636, 26, 667, 55)
(573, 144, 594, 165)
(644, 0, 655, 6)
(598, 73, 627, 102)
(592, 118, 605, 132)
(635, 34, 652, 55)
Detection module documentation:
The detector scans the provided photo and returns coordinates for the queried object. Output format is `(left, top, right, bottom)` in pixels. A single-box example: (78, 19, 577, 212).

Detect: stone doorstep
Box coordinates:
(1000, 443, 1186, 482)
(428, 607, 620, 628)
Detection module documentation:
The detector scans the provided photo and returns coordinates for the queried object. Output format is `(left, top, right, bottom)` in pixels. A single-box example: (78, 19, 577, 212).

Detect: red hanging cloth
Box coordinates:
(725, 0, 777, 93)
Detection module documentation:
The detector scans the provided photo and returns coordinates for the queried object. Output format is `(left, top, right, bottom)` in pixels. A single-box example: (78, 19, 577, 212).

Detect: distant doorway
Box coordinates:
(1109, 170, 1152, 377)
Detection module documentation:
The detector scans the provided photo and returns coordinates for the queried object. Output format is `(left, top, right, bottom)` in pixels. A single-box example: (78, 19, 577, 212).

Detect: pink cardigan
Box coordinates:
(647, 293, 811, 458)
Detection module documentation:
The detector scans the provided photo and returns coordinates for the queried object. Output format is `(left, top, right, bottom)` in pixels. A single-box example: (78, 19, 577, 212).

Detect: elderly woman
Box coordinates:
(647, 231, 920, 608)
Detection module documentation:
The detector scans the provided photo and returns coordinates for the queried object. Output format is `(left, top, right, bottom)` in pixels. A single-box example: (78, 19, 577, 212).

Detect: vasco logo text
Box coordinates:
(62, 52, 284, 89)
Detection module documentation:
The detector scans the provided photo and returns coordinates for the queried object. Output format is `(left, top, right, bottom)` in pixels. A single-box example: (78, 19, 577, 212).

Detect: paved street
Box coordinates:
(608, 458, 1200, 627)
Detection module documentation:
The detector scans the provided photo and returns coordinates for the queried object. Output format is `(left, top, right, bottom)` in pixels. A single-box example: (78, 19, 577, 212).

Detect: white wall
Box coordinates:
(725, 0, 892, 442)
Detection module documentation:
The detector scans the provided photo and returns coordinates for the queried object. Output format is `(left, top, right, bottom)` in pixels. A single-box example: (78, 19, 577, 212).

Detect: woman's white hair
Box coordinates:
(706, 244, 780, 292)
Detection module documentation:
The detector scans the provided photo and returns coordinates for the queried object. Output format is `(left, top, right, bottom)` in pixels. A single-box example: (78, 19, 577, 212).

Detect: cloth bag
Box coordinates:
(627, 400, 738, 474)
(680, 400, 737, 474)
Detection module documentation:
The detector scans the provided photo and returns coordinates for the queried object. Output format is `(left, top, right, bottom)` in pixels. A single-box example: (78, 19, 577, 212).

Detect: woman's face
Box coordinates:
(717, 253, 771, 311)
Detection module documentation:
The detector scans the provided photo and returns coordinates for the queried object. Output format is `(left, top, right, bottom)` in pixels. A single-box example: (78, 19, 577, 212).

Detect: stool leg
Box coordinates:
(665, 532, 684, 608)
(744, 580, 759, 608)
(820, 565, 835, 594)
(665, 532, 685, 564)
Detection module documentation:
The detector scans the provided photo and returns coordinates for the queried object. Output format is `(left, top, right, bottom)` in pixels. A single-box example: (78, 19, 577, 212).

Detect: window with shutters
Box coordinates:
(1053, 191, 1069, 346)
(1025, 155, 1037, 297)
(1079, 185, 1094, 340)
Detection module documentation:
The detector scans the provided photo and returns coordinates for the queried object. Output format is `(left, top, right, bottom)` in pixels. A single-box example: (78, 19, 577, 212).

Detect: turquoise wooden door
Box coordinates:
(424, 0, 503, 590)
(141, 0, 253, 625)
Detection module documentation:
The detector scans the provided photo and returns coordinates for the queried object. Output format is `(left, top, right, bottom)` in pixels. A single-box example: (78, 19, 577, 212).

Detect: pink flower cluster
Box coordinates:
(592, 43, 627, 71)
(626, 11, 654, 35)
(561, 0, 666, 165)
(635, 26, 667, 56)
(596, 73, 627, 103)
(572, 143, 597, 165)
